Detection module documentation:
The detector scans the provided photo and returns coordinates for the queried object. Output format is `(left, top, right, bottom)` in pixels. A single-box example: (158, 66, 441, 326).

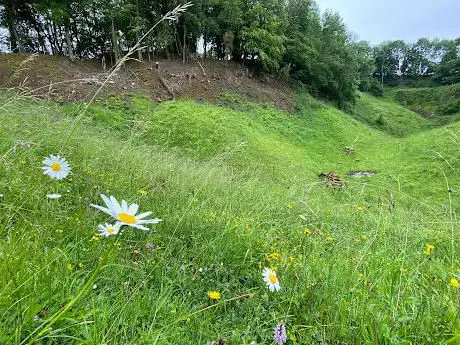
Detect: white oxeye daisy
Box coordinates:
(91, 194, 162, 231)
(46, 194, 62, 199)
(262, 267, 281, 292)
(98, 222, 121, 237)
(42, 155, 71, 180)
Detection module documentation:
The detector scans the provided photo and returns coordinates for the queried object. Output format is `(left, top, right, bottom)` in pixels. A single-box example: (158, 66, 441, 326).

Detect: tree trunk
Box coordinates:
(66, 0, 74, 60)
(182, 26, 186, 64)
(56, 25, 64, 54)
(30, 18, 47, 54)
(46, 22, 56, 55)
(136, 38, 143, 60)
(203, 34, 207, 59)
(381, 64, 384, 87)
(50, 21, 61, 54)
(174, 24, 182, 57)
(111, 17, 120, 64)
(6, 3, 23, 53)
(65, 25, 74, 60)
(71, 8, 80, 56)
(136, 0, 143, 61)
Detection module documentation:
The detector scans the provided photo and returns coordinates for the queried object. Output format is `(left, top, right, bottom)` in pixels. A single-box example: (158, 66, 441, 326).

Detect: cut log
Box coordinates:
(158, 75, 175, 99)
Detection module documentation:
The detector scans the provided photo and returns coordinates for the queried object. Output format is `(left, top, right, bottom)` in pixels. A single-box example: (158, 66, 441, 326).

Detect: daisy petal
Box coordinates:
(136, 211, 152, 219)
(90, 204, 112, 215)
(132, 224, 150, 231)
(128, 203, 139, 215)
(110, 195, 121, 211)
(138, 218, 163, 224)
(100, 194, 111, 207)
(121, 200, 128, 212)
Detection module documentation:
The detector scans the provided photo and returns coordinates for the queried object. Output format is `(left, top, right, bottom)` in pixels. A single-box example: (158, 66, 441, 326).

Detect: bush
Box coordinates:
(437, 99, 460, 115)
(359, 80, 371, 92)
(375, 114, 386, 127)
(369, 81, 384, 97)
(359, 79, 383, 97)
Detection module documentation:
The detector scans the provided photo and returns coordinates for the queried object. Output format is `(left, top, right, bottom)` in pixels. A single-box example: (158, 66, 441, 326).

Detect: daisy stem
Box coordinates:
(24, 237, 120, 345)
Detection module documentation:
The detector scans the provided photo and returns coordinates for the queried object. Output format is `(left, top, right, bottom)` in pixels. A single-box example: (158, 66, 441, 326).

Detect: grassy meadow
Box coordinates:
(0, 90, 460, 344)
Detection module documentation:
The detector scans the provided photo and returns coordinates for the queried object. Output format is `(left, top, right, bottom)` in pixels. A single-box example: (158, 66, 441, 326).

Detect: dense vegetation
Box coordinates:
(1, 0, 460, 343)
(1, 90, 460, 344)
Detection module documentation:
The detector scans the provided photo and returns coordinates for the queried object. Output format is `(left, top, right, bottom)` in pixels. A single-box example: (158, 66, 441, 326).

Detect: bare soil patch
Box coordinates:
(0, 53, 295, 110)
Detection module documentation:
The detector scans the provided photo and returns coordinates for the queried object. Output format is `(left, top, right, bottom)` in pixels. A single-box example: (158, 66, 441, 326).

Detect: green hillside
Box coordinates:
(1, 92, 460, 344)
(387, 84, 460, 125)
(353, 92, 428, 136)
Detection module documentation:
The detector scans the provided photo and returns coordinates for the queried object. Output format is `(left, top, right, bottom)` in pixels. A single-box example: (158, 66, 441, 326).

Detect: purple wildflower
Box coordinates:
(273, 322, 287, 345)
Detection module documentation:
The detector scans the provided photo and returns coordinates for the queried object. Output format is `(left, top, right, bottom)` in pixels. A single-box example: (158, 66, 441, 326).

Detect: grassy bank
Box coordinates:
(0, 92, 459, 344)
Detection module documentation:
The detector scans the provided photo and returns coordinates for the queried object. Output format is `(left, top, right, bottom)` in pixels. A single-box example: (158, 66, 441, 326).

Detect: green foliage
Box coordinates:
(360, 79, 384, 97)
(388, 84, 460, 122)
(240, 0, 287, 73)
(242, 27, 286, 73)
(283, 2, 358, 107)
(372, 38, 460, 86)
(434, 57, 460, 85)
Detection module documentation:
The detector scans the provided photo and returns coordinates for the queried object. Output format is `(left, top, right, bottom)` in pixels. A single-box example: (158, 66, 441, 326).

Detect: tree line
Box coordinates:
(0, 0, 459, 107)
(372, 38, 460, 87)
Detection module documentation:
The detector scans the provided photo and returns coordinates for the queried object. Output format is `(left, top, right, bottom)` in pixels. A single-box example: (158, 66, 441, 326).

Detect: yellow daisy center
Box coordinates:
(117, 212, 137, 224)
(268, 273, 277, 284)
(107, 227, 115, 233)
(51, 163, 62, 172)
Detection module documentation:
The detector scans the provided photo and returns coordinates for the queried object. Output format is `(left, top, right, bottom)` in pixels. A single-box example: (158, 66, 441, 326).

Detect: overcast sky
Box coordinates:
(317, 0, 460, 44)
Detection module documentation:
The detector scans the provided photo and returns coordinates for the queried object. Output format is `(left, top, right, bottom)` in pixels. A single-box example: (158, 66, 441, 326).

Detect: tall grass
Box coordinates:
(0, 84, 459, 343)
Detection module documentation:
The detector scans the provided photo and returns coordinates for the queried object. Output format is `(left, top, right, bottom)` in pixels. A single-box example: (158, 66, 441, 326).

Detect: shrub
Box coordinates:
(369, 80, 384, 97)
(375, 114, 386, 127)
(359, 80, 384, 97)
(437, 99, 460, 115)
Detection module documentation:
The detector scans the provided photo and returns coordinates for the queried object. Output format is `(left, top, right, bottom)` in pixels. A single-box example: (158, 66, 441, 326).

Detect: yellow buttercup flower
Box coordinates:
(91, 234, 100, 241)
(207, 291, 221, 300)
(424, 244, 435, 256)
(450, 277, 459, 288)
(266, 252, 280, 261)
